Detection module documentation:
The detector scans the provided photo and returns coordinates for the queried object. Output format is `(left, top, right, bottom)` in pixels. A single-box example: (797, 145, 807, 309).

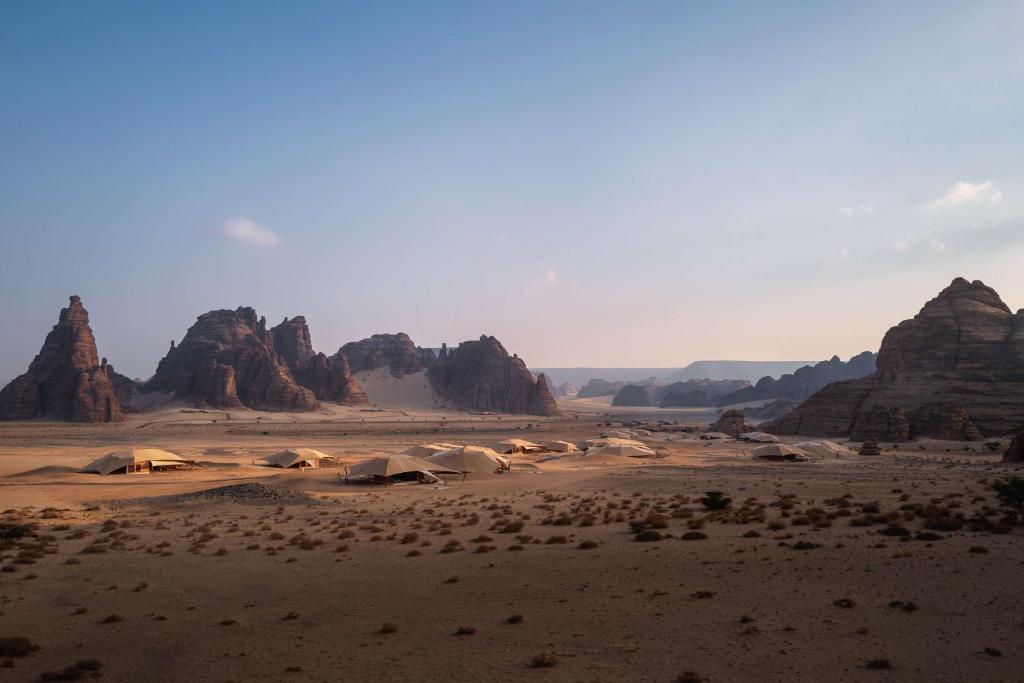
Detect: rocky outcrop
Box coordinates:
(555, 382, 578, 397)
(611, 384, 658, 407)
(765, 278, 1024, 441)
(1003, 433, 1024, 463)
(337, 333, 436, 377)
(427, 336, 560, 416)
(744, 399, 799, 422)
(611, 378, 749, 408)
(145, 307, 319, 411)
(709, 409, 748, 437)
(271, 317, 367, 405)
(715, 352, 876, 406)
(577, 379, 626, 399)
(0, 296, 124, 422)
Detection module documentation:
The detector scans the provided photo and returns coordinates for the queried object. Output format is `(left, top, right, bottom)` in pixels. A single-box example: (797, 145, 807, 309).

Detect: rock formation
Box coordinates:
(858, 438, 881, 456)
(577, 378, 626, 399)
(765, 278, 1024, 441)
(555, 382, 578, 397)
(715, 352, 876, 406)
(427, 336, 560, 416)
(709, 409, 748, 437)
(0, 296, 124, 422)
(743, 399, 799, 422)
(145, 307, 319, 411)
(611, 379, 749, 408)
(271, 317, 367, 405)
(1002, 433, 1024, 463)
(611, 384, 658, 407)
(337, 333, 436, 377)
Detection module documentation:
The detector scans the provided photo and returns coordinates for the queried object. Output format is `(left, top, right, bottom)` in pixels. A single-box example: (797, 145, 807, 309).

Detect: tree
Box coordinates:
(992, 477, 1024, 524)
(701, 491, 732, 511)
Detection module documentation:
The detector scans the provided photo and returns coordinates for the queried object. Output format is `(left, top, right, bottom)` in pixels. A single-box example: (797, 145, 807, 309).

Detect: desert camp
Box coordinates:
(751, 444, 811, 462)
(425, 445, 510, 474)
(80, 448, 197, 475)
(259, 448, 335, 469)
(343, 453, 459, 485)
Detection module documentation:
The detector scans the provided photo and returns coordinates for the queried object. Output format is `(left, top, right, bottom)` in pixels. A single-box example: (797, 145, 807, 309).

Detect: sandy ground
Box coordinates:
(1, 406, 1022, 682)
(354, 368, 449, 411)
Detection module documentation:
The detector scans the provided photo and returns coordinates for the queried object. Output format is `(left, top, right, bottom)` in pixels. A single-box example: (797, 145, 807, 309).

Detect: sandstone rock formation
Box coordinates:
(765, 278, 1024, 441)
(337, 333, 436, 377)
(1002, 432, 1024, 463)
(427, 336, 560, 416)
(271, 317, 367, 405)
(709, 409, 748, 437)
(743, 399, 799, 422)
(858, 438, 881, 456)
(611, 384, 658, 407)
(611, 379, 749, 408)
(0, 296, 124, 422)
(555, 382, 578, 397)
(715, 352, 876, 406)
(145, 307, 319, 411)
(577, 379, 626, 399)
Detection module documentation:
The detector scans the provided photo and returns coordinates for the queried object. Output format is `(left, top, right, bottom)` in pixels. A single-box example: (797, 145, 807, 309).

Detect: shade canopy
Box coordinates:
(346, 453, 458, 479)
(739, 432, 780, 443)
(543, 440, 579, 452)
(81, 448, 193, 475)
(398, 444, 454, 459)
(585, 443, 657, 458)
(582, 437, 648, 449)
(260, 448, 334, 469)
(700, 432, 731, 440)
(794, 441, 843, 458)
(426, 446, 509, 474)
(490, 438, 544, 454)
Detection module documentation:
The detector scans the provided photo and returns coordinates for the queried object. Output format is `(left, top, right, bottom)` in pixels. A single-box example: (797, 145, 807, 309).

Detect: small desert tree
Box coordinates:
(0, 523, 33, 545)
(992, 477, 1024, 524)
(701, 491, 732, 511)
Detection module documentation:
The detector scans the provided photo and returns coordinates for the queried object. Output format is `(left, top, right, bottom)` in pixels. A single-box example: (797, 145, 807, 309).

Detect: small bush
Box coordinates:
(528, 652, 557, 668)
(38, 659, 103, 681)
(701, 491, 732, 511)
(379, 622, 397, 634)
(0, 636, 40, 657)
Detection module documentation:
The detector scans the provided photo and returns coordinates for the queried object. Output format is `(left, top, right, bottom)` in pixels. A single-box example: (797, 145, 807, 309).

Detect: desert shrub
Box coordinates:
(528, 653, 557, 668)
(992, 477, 1024, 523)
(0, 523, 33, 545)
(701, 492, 732, 511)
(379, 623, 397, 634)
(38, 659, 103, 681)
(681, 531, 707, 541)
(0, 636, 40, 657)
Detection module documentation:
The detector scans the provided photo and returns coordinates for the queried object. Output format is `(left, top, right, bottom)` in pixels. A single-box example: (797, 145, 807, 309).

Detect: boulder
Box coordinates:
(709, 409, 748, 437)
(0, 296, 124, 422)
(764, 278, 1024, 440)
(337, 333, 435, 377)
(145, 307, 319, 411)
(271, 316, 367, 405)
(1002, 432, 1024, 463)
(427, 336, 560, 416)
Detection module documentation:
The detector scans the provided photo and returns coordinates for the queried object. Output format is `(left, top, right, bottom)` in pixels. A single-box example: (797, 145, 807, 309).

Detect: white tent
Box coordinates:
(259, 448, 334, 469)
(699, 432, 731, 440)
(398, 444, 456, 459)
(585, 443, 657, 458)
(794, 441, 844, 458)
(581, 436, 648, 449)
(543, 440, 580, 453)
(426, 446, 509, 474)
(752, 444, 810, 461)
(490, 438, 545, 454)
(345, 454, 458, 485)
(81, 448, 196, 475)
(739, 432, 780, 443)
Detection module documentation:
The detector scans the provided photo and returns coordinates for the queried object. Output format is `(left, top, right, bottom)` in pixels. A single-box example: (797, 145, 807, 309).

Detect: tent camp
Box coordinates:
(426, 446, 510, 474)
(794, 441, 845, 458)
(344, 454, 458, 486)
(699, 432, 731, 440)
(581, 437, 648, 449)
(543, 440, 580, 453)
(398, 444, 459, 459)
(752, 444, 810, 462)
(585, 443, 658, 458)
(738, 432, 780, 443)
(81, 448, 197, 475)
(490, 439, 544, 454)
(259, 448, 335, 469)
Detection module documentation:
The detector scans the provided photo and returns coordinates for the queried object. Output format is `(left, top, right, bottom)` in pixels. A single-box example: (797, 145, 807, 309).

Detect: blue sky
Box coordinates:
(2, 1, 1023, 381)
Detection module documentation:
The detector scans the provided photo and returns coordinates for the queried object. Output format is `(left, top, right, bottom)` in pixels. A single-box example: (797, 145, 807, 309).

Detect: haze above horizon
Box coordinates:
(2, 1, 1023, 382)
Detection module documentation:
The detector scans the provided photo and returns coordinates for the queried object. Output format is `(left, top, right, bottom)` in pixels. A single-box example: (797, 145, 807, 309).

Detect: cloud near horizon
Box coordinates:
(926, 181, 1002, 210)
(220, 216, 281, 247)
(525, 267, 558, 295)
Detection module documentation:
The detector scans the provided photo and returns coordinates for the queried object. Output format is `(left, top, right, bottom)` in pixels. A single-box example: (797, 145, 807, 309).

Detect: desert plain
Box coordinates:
(1, 400, 1021, 683)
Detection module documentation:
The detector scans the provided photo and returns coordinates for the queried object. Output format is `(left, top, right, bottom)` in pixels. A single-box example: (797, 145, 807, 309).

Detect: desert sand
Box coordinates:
(1, 402, 1021, 682)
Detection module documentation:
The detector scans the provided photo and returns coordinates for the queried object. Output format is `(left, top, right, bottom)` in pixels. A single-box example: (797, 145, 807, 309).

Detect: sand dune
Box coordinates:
(355, 368, 449, 411)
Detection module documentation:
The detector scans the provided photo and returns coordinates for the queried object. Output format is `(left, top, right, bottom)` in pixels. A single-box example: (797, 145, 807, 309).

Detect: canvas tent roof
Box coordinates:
(582, 437, 648, 449)
(81, 448, 193, 475)
(543, 440, 579, 452)
(260, 448, 334, 469)
(426, 446, 509, 474)
(585, 443, 657, 458)
(739, 432, 780, 443)
(346, 454, 458, 479)
(700, 432, 731, 440)
(752, 444, 810, 460)
(398, 444, 454, 459)
(794, 441, 844, 458)
(490, 438, 544, 454)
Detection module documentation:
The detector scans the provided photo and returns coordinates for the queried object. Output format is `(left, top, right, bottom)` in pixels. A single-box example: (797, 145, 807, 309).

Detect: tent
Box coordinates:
(699, 432, 731, 440)
(601, 429, 649, 439)
(259, 448, 334, 469)
(490, 438, 545, 454)
(752, 444, 811, 462)
(794, 441, 843, 458)
(81, 448, 197, 475)
(344, 454, 459, 486)
(585, 443, 657, 458)
(426, 446, 510, 474)
(581, 437, 648, 449)
(543, 440, 580, 453)
(738, 432, 780, 443)
(398, 444, 456, 459)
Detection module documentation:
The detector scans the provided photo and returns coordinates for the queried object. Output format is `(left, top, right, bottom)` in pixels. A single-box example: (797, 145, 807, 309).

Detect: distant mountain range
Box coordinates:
(536, 360, 814, 388)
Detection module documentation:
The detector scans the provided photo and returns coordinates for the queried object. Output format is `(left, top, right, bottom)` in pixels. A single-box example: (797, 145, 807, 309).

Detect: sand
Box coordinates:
(0, 406, 1022, 682)
(355, 367, 448, 411)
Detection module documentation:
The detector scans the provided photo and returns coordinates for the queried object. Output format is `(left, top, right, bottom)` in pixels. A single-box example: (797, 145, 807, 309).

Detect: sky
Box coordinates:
(2, 1, 1024, 382)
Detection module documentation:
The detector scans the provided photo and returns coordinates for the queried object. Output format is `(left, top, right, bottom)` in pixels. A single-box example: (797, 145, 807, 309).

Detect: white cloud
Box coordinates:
(839, 247, 850, 259)
(525, 267, 559, 295)
(838, 203, 873, 218)
(891, 239, 912, 252)
(926, 180, 1002, 210)
(930, 238, 947, 253)
(220, 216, 281, 247)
